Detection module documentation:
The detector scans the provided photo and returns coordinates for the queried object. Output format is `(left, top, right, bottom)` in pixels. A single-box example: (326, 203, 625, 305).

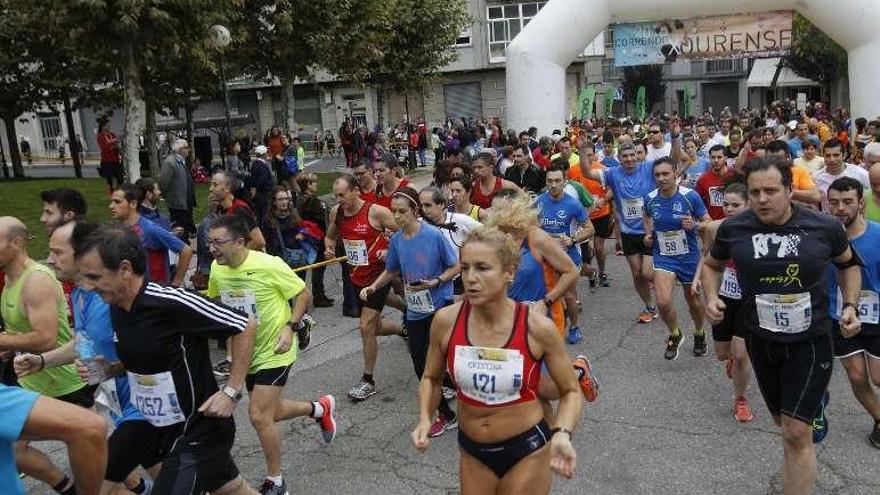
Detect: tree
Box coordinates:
(0, 0, 47, 179)
(784, 13, 847, 91)
(621, 65, 666, 118)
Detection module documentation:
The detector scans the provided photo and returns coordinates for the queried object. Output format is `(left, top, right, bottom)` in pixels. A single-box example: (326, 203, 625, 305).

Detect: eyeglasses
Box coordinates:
(206, 238, 236, 247)
(649, 130, 662, 134)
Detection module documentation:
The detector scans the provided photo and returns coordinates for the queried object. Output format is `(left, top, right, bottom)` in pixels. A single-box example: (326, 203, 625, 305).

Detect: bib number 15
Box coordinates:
(774, 312, 789, 328)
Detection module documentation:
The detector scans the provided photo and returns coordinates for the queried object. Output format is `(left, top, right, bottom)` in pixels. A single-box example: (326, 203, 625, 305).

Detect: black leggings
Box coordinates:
(458, 419, 551, 478)
(407, 312, 455, 420)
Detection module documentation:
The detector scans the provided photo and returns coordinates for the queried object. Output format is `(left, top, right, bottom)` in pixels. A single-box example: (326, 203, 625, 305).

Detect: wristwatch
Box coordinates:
(841, 302, 858, 313)
(550, 427, 573, 438)
(222, 385, 243, 403)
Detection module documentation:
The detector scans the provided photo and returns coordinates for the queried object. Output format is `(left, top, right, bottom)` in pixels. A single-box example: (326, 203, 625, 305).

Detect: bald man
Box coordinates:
(0, 217, 90, 495)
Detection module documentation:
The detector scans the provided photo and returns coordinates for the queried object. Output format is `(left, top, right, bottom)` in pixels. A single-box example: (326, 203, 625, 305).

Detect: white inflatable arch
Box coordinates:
(506, 0, 880, 132)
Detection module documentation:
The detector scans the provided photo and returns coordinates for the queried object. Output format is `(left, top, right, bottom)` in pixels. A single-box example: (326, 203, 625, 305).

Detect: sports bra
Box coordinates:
(446, 300, 541, 407)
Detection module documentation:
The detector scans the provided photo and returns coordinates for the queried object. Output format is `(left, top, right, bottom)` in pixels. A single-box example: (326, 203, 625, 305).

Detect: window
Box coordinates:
(706, 59, 735, 73)
(487, 2, 547, 62)
(455, 27, 472, 47)
(602, 58, 622, 82)
(39, 114, 62, 151)
(605, 27, 614, 48)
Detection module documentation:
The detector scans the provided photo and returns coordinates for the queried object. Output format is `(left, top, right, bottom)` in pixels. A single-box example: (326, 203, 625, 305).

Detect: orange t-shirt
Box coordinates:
(568, 161, 609, 218)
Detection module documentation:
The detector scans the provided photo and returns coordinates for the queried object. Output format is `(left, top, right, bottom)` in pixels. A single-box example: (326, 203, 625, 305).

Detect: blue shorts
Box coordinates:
(566, 246, 582, 267)
(652, 254, 698, 283)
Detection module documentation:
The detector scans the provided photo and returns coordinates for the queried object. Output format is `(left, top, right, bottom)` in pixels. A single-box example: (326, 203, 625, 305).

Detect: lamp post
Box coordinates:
(209, 25, 233, 145)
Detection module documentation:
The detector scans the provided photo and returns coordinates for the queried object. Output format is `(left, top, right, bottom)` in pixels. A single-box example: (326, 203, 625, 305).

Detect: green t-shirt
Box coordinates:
(207, 251, 306, 373)
(0, 262, 85, 397)
(865, 191, 880, 223)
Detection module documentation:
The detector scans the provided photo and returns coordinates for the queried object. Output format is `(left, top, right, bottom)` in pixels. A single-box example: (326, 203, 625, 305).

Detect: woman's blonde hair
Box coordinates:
(484, 188, 539, 239)
(462, 226, 521, 271)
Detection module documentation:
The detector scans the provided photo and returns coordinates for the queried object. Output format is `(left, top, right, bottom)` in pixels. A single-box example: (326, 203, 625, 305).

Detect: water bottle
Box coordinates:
(75, 332, 105, 385)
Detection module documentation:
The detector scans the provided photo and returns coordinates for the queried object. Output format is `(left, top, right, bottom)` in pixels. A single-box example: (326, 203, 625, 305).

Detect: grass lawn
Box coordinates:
(0, 172, 342, 260)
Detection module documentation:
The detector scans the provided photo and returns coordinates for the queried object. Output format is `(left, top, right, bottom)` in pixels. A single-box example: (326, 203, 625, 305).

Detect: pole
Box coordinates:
(220, 52, 233, 143)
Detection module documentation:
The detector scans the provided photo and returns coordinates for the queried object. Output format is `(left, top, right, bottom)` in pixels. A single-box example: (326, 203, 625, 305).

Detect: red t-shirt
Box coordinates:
(97, 131, 121, 163)
(695, 169, 734, 220)
(375, 178, 410, 209)
(532, 148, 551, 170)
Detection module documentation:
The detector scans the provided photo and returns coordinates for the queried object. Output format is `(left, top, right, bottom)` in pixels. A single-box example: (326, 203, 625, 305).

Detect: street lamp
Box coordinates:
(209, 24, 234, 144)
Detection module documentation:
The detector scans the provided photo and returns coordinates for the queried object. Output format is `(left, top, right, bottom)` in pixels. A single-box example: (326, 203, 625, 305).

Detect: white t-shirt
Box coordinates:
(440, 211, 481, 253)
(646, 142, 671, 162)
(813, 164, 870, 212)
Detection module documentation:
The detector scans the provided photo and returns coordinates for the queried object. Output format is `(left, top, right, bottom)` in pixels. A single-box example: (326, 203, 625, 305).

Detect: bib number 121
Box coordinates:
(472, 373, 496, 394)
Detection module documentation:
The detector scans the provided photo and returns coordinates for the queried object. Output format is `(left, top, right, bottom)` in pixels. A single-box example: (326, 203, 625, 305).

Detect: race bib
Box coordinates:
(96, 379, 123, 417)
(343, 239, 369, 266)
(708, 187, 725, 207)
(836, 289, 880, 324)
(719, 266, 742, 300)
(454, 346, 524, 406)
(220, 289, 259, 322)
(127, 371, 185, 427)
(658, 230, 688, 256)
(405, 287, 434, 314)
(622, 198, 644, 220)
(756, 293, 811, 334)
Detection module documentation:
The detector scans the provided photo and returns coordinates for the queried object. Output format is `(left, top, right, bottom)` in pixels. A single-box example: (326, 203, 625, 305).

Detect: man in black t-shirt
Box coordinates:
(700, 156, 862, 495)
(76, 224, 260, 495)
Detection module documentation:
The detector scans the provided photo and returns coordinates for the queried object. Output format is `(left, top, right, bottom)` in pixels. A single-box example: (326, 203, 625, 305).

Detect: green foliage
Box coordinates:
(621, 65, 666, 114)
(784, 13, 847, 85)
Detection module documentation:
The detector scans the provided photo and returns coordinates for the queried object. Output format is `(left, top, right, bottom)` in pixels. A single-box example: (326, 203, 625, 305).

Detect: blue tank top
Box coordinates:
(508, 244, 547, 302)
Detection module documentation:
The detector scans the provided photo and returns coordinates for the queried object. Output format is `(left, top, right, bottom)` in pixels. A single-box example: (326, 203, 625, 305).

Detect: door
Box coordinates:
(444, 83, 482, 121)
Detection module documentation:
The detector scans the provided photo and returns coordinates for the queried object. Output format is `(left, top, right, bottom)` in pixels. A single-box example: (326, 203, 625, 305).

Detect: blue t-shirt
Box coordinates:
(601, 156, 620, 168)
(681, 159, 709, 189)
(72, 287, 143, 425)
(134, 216, 186, 284)
(827, 221, 880, 328)
(386, 222, 457, 320)
(644, 187, 707, 261)
(535, 192, 588, 263)
(603, 162, 656, 235)
(509, 244, 547, 302)
(0, 384, 38, 495)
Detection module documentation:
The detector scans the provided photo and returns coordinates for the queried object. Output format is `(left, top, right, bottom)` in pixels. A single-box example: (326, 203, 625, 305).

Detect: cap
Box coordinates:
(254, 145, 268, 155)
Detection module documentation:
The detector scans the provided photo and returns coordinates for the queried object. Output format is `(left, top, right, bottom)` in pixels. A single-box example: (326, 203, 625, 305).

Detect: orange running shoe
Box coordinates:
(573, 355, 600, 402)
(637, 307, 657, 324)
(734, 396, 754, 422)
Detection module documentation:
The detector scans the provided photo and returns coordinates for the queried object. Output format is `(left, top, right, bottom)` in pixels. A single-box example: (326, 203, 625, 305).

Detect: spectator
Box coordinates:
(224, 141, 250, 180)
(246, 145, 276, 222)
(96, 119, 124, 192)
(158, 138, 196, 237)
(296, 173, 333, 307)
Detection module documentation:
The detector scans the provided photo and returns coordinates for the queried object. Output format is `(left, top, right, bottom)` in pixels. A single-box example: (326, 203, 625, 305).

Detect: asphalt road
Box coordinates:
(23, 171, 880, 495)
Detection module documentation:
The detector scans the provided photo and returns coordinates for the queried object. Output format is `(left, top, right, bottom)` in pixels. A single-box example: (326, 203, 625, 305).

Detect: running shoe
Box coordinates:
(725, 358, 734, 380)
(400, 320, 409, 340)
(442, 386, 456, 401)
(869, 420, 880, 449)
(567, 326, 583, 345)
(573, 355, 600, 402)
(259, 478, 288, 495)
(313, 295, 335, 308)
(348, 380, 376, 401)
(297, 314, 315, 350)
(212, 358, 231, 378)
(428, 414, 458, 438)
(812, 391, 830, 444)
(599, 272, 610, 287)
(637, 307, 657, 324)
(692, 332, 708, 357)
(588, 272, 598, 290)
(615, 243, 623, 256)
(664, 332, 684, 360)
(316, 395, 337, 443)
(734, 396, 754, 422)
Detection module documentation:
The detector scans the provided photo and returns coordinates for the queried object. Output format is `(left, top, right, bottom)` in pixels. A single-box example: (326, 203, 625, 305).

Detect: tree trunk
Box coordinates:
(282, 76, 295, 132)
(2, 114, 23, 179)
(62, 93, 82, 179)
(122, 47, 146, 182)
(145, 95, 159, 177)
(184, 102, 195, 163)
(404, 92, 410, 124)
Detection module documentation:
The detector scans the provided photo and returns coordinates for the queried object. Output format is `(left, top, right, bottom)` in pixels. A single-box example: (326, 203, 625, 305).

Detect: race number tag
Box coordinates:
(708, 187, 725, 207)
(343, 239, 369, 266)
(405, 287, 434, 314)
(455, 346, 524, 406)
(96, 379, 122, 417)
(622, 198, 644, 220)
(658, 230, 688, 256)
(836, 289, 880, 324)
(220, 289, 259, 322)
(719, 267, 742, 300)
(127, 371, 185, 427)
(756, 293, 811, 334)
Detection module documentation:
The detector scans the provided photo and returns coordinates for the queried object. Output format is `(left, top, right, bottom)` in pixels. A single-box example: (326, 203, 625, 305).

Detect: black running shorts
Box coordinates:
(245, 363, 293, 392)
(746, 332, 834, 424)
(353, 282, 391, 312)
(56, 384, 97, 409)
(591, 214, 613, 239)
(620, 232, 652, 257)
(832, 322, 880, 359)
(106, 420, 165, 482)
(152, 422, 240, 495)
(711, 296, 745, 343)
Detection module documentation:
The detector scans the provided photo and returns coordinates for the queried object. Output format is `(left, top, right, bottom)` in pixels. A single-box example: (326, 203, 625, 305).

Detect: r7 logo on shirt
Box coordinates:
(751, 233, 800, 259)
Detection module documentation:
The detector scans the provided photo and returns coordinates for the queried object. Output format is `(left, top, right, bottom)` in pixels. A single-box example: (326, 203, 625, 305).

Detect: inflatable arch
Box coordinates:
(505, 0, 880, 132)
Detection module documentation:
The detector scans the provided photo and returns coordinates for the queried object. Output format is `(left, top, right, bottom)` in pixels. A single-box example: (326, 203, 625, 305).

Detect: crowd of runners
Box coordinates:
(1, 108, 880, 495)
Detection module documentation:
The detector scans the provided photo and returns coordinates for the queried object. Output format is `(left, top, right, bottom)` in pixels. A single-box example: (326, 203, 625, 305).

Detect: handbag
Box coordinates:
(276, 225, 317, 268)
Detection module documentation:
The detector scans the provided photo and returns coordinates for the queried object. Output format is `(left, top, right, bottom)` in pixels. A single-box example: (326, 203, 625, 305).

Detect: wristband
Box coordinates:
(551, 427, 573, 438)
(38, 354, 45, 371)
(842, 302, 858, 313)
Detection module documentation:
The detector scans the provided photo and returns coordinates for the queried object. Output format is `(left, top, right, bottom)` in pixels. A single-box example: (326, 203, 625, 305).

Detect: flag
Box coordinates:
(576, 88, 590, 121)
(605, 89, 615, 117)
(636, 86, 646, 121)
(582, 86, 596, 120)
(683, 84, 692, 118)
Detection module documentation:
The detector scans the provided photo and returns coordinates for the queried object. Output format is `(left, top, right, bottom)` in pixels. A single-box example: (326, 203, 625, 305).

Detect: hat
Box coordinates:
(254, 145, 268, 155)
